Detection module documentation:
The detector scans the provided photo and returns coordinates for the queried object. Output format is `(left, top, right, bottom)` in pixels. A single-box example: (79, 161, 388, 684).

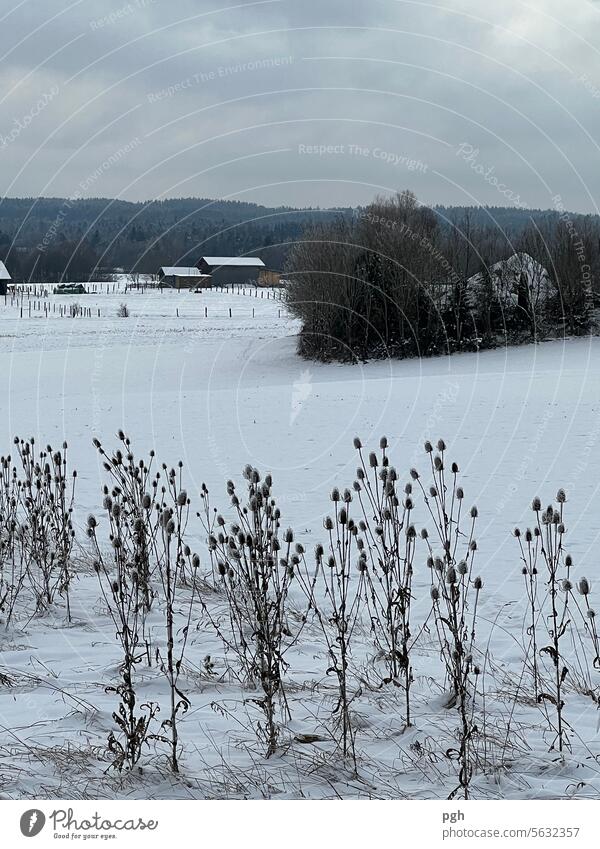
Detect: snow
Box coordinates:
(200, 257, 265, 267)
(159, 267, 205, 277)
(0, 261, 10, 280)
(466, 251, 553, 308)
(1, 280, 600, 799)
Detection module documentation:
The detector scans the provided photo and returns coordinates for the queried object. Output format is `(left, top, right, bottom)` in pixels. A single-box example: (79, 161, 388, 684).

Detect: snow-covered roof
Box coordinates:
(0, 260, 11, 280)
(159, 266, 206, 277)
(466, 251, 553, 307)
(468, 252, 549, 285)
(200, 257, 265, 268)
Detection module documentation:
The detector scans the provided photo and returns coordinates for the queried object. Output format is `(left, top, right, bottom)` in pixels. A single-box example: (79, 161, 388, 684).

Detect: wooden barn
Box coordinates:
(158, 266, 212, 289)
(0, 260, 10, 296)
(258, 269, 283, 287)
(196, 256, 265, 287)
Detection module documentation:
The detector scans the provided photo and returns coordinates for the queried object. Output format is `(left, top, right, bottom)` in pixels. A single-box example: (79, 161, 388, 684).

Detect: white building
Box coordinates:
(0, 260, 10, 295)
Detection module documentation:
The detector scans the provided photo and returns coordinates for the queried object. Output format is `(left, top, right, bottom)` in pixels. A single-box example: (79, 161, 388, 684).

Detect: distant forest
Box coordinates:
(0, 197, 346, 282)
(0, 195, 599, 283)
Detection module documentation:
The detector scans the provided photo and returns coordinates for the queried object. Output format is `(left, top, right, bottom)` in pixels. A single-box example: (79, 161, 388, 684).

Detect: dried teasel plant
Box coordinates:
(91, 434, 199, 772)
(514, 491, 572, 756)
(0, 453, 26, 626)
(13, 437, 76, 619)
(351, 435, 417, 727)
(198, 466, 299, 757)
(517, 489, 600, 753)
(88, 512, 159, 772)
(415, 439, 483, 799)
(295, 483, 366, 771)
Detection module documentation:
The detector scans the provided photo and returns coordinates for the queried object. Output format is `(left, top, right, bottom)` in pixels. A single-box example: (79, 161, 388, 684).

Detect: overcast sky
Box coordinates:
(1, 0, 599, 212)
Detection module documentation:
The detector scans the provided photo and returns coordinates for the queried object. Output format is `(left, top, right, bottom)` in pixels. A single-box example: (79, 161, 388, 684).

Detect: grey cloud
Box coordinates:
(0, 0, 599, 211)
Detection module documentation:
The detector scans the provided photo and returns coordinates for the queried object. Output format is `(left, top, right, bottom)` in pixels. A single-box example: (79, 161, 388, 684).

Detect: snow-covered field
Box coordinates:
(1, 281, 600, 799)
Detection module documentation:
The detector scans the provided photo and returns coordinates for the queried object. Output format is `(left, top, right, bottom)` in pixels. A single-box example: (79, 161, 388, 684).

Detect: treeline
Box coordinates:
(285, 191, 599, 361)
(0, 197, 346, 283)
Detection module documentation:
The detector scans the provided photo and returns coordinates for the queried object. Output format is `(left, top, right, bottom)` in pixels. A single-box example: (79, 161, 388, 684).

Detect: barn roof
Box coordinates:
(160, 266, 206, 277)
(0, 260, 11, 280)
(200, 257, 265, 268)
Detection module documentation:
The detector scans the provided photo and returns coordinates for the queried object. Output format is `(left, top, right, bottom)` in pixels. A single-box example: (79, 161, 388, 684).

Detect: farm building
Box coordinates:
(466, 252, 553, 313)
(197, 256, 265, 286)
(258, 269, 283, 287)
(158, 267, 212, 289)
(0, 260, 11, 296)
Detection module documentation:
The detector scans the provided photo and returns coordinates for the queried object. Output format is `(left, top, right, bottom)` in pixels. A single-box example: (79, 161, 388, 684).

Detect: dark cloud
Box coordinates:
(0, 0, 599, 211)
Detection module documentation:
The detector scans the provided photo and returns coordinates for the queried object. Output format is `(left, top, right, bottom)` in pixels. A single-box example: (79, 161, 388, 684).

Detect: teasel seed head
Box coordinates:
(424, 440, 433, 453)
(556, 488, 566, 503)
(577, 577, 590, 596)
(532, 496, 541, 511)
